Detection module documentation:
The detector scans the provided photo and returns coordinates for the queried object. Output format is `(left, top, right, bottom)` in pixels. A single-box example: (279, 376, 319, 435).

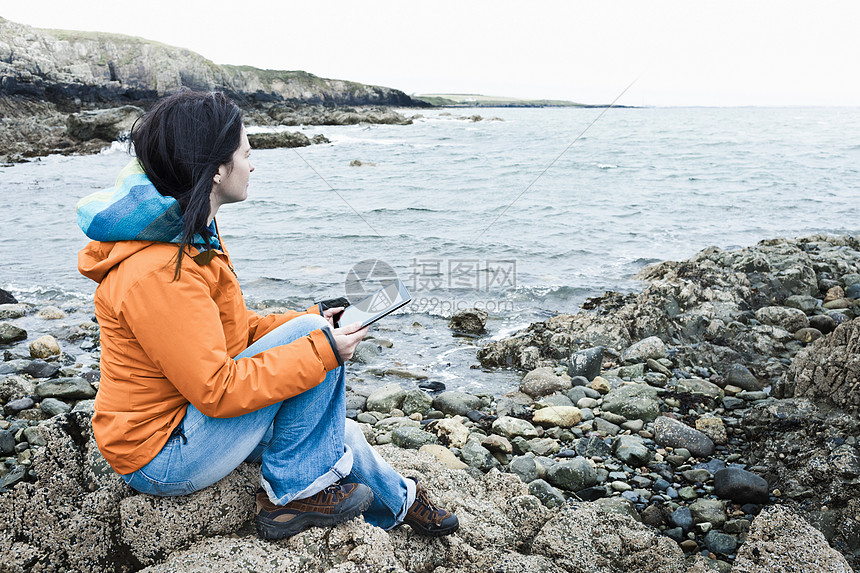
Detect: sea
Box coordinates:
(1, 106, 859, 395)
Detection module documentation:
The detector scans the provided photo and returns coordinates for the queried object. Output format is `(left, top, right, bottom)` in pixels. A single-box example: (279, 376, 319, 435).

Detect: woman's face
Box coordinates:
(212, 125, 254, 208)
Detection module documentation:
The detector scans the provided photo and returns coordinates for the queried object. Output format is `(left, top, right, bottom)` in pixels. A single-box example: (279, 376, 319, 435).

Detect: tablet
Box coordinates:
(336, 279, 411, 328)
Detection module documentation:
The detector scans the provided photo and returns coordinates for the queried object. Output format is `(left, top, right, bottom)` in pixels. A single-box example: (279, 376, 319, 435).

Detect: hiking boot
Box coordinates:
(255, 482, 374, 540)
(402, 478, 459, 536)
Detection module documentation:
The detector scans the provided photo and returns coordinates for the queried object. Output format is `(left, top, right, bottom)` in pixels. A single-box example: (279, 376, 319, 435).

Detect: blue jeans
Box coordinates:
(121, 314, 415, 529)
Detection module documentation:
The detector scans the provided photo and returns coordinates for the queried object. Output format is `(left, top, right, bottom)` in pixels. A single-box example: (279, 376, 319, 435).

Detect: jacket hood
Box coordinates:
(77, 159, 219, 247)
(78, 241, 158, 284)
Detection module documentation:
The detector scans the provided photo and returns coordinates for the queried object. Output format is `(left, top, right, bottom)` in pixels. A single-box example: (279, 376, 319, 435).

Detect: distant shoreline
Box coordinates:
(414, 93, 637, 108)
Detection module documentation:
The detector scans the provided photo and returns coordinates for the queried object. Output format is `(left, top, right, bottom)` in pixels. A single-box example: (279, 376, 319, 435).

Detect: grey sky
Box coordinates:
(3, 0, 858, 106)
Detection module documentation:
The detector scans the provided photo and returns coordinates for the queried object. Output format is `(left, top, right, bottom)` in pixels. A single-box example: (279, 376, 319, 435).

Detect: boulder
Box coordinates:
(365, 383, 406, 413)
(448, 308, 488, 334)
(776, 317, 860, 409)
(653, 416, 715, 458)
(733, 505, 853, 573)
(621, 336, 667, 364)
(601, 384, 661, 422)
(432, 391, 483, 416)
(755, 306, 809, 333)
(520, 367, 571, 398)
(0, 322, 27, 344)
(29, 334, 60, 358)
(67, 105, 143, 141)
(246, 130, 311, 149)
(568, 346, 604, 380)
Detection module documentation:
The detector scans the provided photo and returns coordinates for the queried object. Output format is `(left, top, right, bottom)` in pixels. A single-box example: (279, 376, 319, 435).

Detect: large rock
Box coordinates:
(29, 334, 60, 358)
(448, 308, 488, 334)
(713, 467, 769, 503)
(533, 406, 582, 428)
(568, 346, 604, 380)
(520, 367, 571, 398)
(653, 416, 715, 458)
(621, 336, 667, 364)
(35, 377, 96, 400)
(733, 505, 853, 573)
(67, 105, 143, 141)
(365, 383, 406, 413)
(492, 416, 539, 439)
(432, 391, 483, 416)
(545, 457, 598, 492)
(601, 384, 661, 422)
(755, 306, 810, 333)
(0, 322, 27, 344)
(246, 130, 311, 149)
(776, 317, 860, 410)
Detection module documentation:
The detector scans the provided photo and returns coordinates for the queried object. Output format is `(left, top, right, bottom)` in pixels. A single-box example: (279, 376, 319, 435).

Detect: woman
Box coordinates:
(76, 90, 458, 540)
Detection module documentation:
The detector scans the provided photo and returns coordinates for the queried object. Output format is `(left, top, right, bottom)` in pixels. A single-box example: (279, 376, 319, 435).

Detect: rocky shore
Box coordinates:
(1, 234, 859, 572)
(0, 17, 425, 163)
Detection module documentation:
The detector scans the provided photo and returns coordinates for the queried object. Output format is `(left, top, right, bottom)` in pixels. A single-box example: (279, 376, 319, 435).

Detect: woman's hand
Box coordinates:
(322, 306, 343, 328)
(332, 322, 369, 361)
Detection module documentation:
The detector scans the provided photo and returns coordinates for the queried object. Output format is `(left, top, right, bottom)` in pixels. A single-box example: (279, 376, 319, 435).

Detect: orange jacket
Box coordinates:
(78, 239, 341, 474)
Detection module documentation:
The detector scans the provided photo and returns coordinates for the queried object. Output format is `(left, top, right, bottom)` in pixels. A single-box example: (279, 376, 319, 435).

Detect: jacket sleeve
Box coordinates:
(245, 304, 321, 345)
(119, 269, 340, 418)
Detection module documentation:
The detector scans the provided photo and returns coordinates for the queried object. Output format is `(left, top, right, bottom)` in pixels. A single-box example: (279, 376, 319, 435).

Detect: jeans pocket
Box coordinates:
(125, 468, 195, 497)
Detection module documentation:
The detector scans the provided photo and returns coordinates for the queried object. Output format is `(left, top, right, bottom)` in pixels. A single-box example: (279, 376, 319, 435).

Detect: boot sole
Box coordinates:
(255, 490, 374, 540)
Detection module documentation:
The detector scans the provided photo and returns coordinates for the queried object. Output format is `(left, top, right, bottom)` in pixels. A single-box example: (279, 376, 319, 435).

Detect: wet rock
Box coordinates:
(794, 327, 823, 343)
(593, 417, 622, 436)
(0, 288, 16, 304)
(432, 391, 482, 416)
(567, 346, 604, 380)
(365, 383, 406, 413)
(0, 322, 27, 344)
(0, 304, 28, 319)
(448, 308, 487, 334)
(34, 377, 96, 400)
(24, 359, 60, 379)
(713, 467, 769, 504)
(785, 294, 821, 314)
(35, 306, 66, 319)
(601, 383, 661, 422)
(733, 505, 853, 572)
(29, 335, 60, 359)
(545, 457, 598, 492)
(0, 374, 36, 402)
(653, 416, 715, 458)
(532, 406, 582, 428)
(4, 396, 35, 413)
(676, 377, 724, 403)
(247, 130, 312, 149)
(351, 340, 381, 363)
(621, 336, 667, 364)
(520, 367, 571, 398)
(0, 429, 14, 455)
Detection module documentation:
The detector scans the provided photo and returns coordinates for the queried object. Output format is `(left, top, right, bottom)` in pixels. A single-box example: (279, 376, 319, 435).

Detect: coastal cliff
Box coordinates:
(0, 17, 425, 162)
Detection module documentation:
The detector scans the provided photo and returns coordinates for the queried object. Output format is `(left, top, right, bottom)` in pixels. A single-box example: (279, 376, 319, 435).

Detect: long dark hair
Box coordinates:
(130, 91, 243, 278)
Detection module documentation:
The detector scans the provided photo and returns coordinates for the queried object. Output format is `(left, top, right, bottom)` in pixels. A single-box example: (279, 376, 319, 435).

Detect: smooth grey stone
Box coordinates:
(653, 416, 715, 458)
(565, 386, 588, 404)
(845, 283, 860, 299)
(491, 416, 538, 439)
(365, 383, 406, 413)
(617, 363, 646, 379)
(401, 388, 433, 416)
(536, 393, 574, 408)
(0, 464, 26, 490)
(24, 359, 60, 379)
(689, 498, 726, 527)
(681, 469, 712, 483)
(391, 426, 438, 449)
(614, 435, 651, 466)
(621, 336, 666, 364)
(433, 391, 482, 416)
(664, 526, 684, 542)
(528, 478, 566, 508)
(713, 467, 769, 503)
(35, 377, 96, 400)
(42, 397, 72, 416)
(22, 426, 46, 447)
(509, 455, 539, 483)
(593, 417, 621, 436)
(569, 375, 588, 387)
(808, 314, 836, 335)
(351, 341, 381, 364)
(345, 394, 367, 411)
(461, 439, 500, 471)
(722, 396, 746, 410)
(0, 322, 27, 344)
(575, 435, 612, 459)
(546, 457, 598, 492)
(669, 506, 694, 532)
(704, 531, 738, 556)
(724, 364, 761, 391)
(4, 397, 35, 413)
(568, 346, 604, 381)
(601, 384, 660, 422)
(600, 411, 626, 425)
(0, 430, 14, 455)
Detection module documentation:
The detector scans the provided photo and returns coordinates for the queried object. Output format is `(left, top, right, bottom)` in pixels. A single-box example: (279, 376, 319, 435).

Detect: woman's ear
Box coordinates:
(213, 168, 224, 185)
